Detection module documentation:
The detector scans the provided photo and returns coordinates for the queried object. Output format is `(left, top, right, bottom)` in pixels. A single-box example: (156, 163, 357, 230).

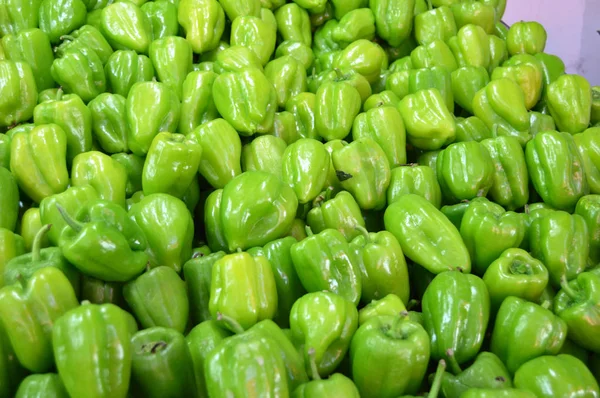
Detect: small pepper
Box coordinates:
(149, 36, 193, 100)
(177, 0, 225, 54)
(506, 21, 547, 56)
(71, 151, 128, 208)
(546, 74, 592, 135)
(104, 50, 155, 97)
(0, 61, 37, 129)
(178, 71, 219, 136)
(100, 2, 152, 54)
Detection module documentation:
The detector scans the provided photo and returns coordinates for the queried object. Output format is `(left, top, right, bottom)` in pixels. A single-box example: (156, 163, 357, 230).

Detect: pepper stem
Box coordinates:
(406, 299, 419, 311)
(55, 204, 84, 233)
(426, 0, 433, 10)
(445, 349, 462, 375)
(524, 204, 530, 214)
(216, 312, 245, 335)
(305, 226, 314, 237)
(307, 347, 321, 381)
(559, 277, 580, 301)
(324, 186, 335, 202)
(31, 224, 52, 262)
(428, 360, 447, 398)
(540, 300, 552, 310)
(59, 35, 74, 42)
(333, 67, 345, 80)
(56, 88, 63, 101)
(355, 225, 370, 242)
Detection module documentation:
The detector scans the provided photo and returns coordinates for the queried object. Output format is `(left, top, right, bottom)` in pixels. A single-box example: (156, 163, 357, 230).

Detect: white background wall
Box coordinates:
(503, 0, 600, 85)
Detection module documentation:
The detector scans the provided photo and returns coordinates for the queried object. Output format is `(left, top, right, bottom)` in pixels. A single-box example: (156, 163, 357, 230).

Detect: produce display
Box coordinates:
(1, 0, 600, 396)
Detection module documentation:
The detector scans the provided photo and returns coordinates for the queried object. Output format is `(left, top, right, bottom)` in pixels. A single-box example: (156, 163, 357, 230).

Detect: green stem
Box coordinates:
(307, 348, 321, 381)
(305, 225, 314, 237)
(59, 35, 74, 42)
(323, 186, 335, 202)
(428, 360, 447, 398)
(426, 0, 433, 11)
(560, 277, 580, 300)
(355, 225, 370, 243)
(541, 300, 552, 310)
(216, 312, 245, 335)
(55, 204, 84, 233)
(31, 224, 51, 262)
(524, 204, 530, 214)
(406, 299, 419, 311)
(333, 67, 345, 80)
(445, 349, 462, 375)
(55, 88, 63, 101)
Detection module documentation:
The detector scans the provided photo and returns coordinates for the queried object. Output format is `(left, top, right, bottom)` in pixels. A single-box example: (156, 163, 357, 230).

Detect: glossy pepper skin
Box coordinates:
(1, 28, 55, 91)
(141, 0, 178, 40)
(52, 302, 137, 398)
(460, 199, 527, 275)
(286, 92, 318, 140)
(100, 2, 152, 54)
(451, 66, 490, 114)
(422, 271, 490, 374)
(88, 93, 129, 154)
(574, 128, 600, 195)
(506, 21, 547, 56)
(10, 124, 69, 204)
(265, 56, 307, 110)
(491, 297, 567, 374)
(124, 266, 189, 333)
(494, 54, 544, 111)
(0, 0, 42, 36)
(529, 111, 555, 137)
(33, 89, 93, 163)
(183, 251, 225, 326)
(105, 50, 155, 97)
(293, 373, 360, 398)
(290, 291, 358, 378)
(450, 1, 495, 33)
(126, 81, 181, 157)
(282, 138, 329, 204)
(209, 252, 277, 332)
(414, 5, 457, 46)
(0, 267, 78, 373)
(149, 36, 192, 101)
(51, 47, 106, 103)
(333, 39, 388, 84)
(514, 355, 600, 398)
(330, 8, 376, 47)
(351, 315, 430, 398)
(178, 0, 225, 54)
(38, 0, 86, 44)
(437, 141, 495, 203)
(220, 171, 297, 252)
(526, 130, 588, 212)
(411, 39, 458, 73)
(576, 195, 600, 264)
(129, 327, 197, 398)
(554, 272, 600, 353)
(14, 373, 69, 398)
(291, 228, 362, 305)
(19, 208, 48, 252)
(438, 352, 512, 397)
(385, 194, 471, 274)
(481, 136, 530, 210)
(482, 248, 549, 312)
(178, 71, 219, 136)
(454, 116, 492, 143)
(0, 61, 37, 128)
(473, 78, 531, 146)
(448, 24, 491, 70)
(71, 151, 128, 207)
(230, 14, 277, 67)
(315, 79, 362, 141)
(398, 88, 456, 151)
(0, 167, 18, 232)
(241, 134, 286, 178)
(357, 294, 406, 326)
(547, 74, 593, 135)
(4, 224, 80, 296)
(350, 228, 410, 305)
(55, 24, 113, 66)
(128, 194, 193, 272)
(387, 165, 441, 209)
(306, 190, 366, 241)
(370, 0, 414, 47)
(0, 228, 25, 287)
(248, 237, 306, 329)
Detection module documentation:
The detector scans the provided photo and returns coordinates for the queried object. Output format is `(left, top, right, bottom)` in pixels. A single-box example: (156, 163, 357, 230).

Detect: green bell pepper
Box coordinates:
(448, 24, 491, 70)
(130, 327, 197, 398)
(529, 110, 556, 136)
(183, 251, 225, 326)
(506, 21, 547, 56)
(105, 50, 155, 97)
(414, 5, 457, 46)
(350, 227, 410, 305)
(526, 130, 588, 211)
(275, 4, 311, 46)
(451, 66, 490, 114)
(14, 373, 69, 398)
(306, 189, 366, 241)
(437, 141, 495, 202)
(230, 15, 276, 67)
(482, 248, 549, 312)
(494, 54, 544, 110)
(0, 167, 17, 232)
(333, 39, 388, 84)
(209, 252, 277, 332)
(363, 90, 401, 111)
(19, 208, 48, 252)
(285, 92, 318, 140)
(546, 74, 592, 135)
(124, 266, 189, 333)
(149, 36, 193, 100)
(411, 40, 458, 72)
(212, 45, 263, 74)
(291, 228, 362, 305)
(55, 24, 113, 66)
(178, 0, 225, 54)
(460, 198, 527, 275)
(387, 164, 442, 208)
(574, 128, 600, 195)
(398, 88, 456, 150)
(0, 0, 43, 36)
(270, 111, 302, 145)
(111, 153, 144, 198)
(212, 67, 277, 136)
(88, 93, 128, 154)
(491, 296, 567, 374)
(1, 28, 55, 91)
(282, 138, 329, 204)
(454, 116, 493, 142)
(472, 78, 531, 146)
(293, 371, 359, 397)
(460, 389, 536, 398)
(4, 224, 80, 296)
(357, 293, 406, 325)
(141, 0, 178, 40)
(554, 271, 600, 353)
(0, 61, 37, 129)
(10, 124, 69, 204)
(592, 86, 600, 125)
(330, 8, 375, 47)
(385, 194, 471, 274)
(33, 89, 93, 162)
(100, 2, 152, 54)
(315, 78, 362, 141)
(275, 40, 314, 71)
(126, 81, 181, 156)
(514, 355, 600, 397)
(350, 314, 431, 397)
(422, 271, 490, 374)
(71, 151, 128, 207)
(408, 66, 454, 113)
(290, 291, 358, 378)
(487, 34, 508, 73)
(38, 0, 86, 44)
(0, 134, 10, 170)
(0, 228, 24, 287)
(439, 200, 471, 230)
(178, 71, 219, 136)
(0, 267, 78, 373)
(370, 0, 414, 47)
(241, 134, 285, 178)
(80, 275, 127, 307)
(52, 301, 137, 398)
(576, 195, 600, 264)
(451, 1, 495, 34)
(265, 56, 308, 109)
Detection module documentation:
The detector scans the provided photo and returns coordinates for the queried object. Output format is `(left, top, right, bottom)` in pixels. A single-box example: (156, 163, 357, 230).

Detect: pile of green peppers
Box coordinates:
(1, 0, 600, 396)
